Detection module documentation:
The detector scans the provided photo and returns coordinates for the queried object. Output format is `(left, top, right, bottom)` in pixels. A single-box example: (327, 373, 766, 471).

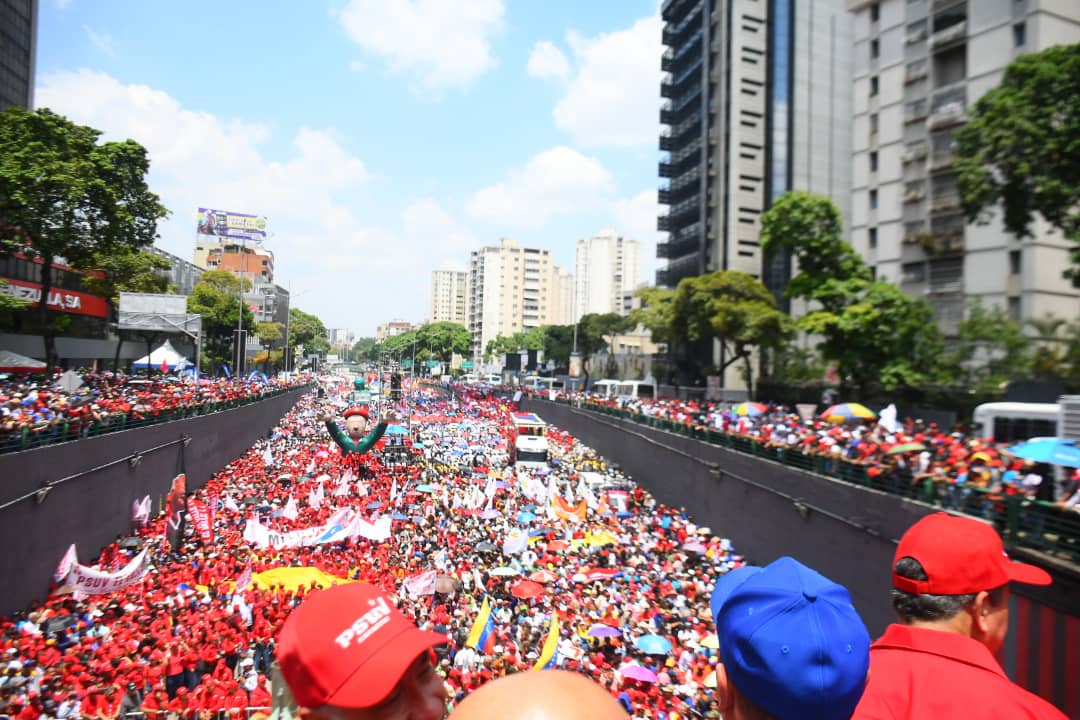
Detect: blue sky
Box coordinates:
(35, 0, 665, 335)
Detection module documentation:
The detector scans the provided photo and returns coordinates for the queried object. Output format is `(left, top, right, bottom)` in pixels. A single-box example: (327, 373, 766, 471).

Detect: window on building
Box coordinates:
(869, 113, 879, 137)
(1013, 22, 1025, 47)
(870, 39, 880, 59)
(1008, 296, 1021, 323)
(869, 227, 878, 249)
(870, 151, 879, 172)
(870, 75, 879, 96)
(870, 3, 880, 21)
(1009, 250, 1021, 275)
(869, 189, 879, 210)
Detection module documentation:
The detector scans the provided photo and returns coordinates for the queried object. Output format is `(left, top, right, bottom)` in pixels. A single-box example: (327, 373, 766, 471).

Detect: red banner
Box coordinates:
(187, 497, 214, 545)
(0, 278, 109, 318)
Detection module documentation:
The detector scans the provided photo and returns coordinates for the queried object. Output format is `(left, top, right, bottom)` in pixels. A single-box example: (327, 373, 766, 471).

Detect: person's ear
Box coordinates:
(971, 590, 994, 635)
(714, 663, 734, 714)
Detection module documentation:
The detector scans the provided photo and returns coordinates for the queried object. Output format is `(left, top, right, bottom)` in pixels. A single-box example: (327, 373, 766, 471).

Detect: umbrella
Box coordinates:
(384, 425, 410, 436)
(118, 537, 143, 550)
(529, 569, 557, 584)
(480, 509, 501, 520)
(733, 401, 768, 417)
(43, 615, 77, 634)
(547, 540, 570, 552)
(517, 510, 537, 523)
(511, 580, 545, 600)
(682, 541, 707, 554)
(0, 350, 46, 373)
(703, 672, 717, 688)
(389, 512, 409, 520)
(887, 442, 927, 455)
(490, 566, 520, 577)
(365, 501, 383, 510)
(587, 624, 622, 639)
(416, 484, 435, 493)
(1006, 437, 1080, 467)
(699, 635, 719, 650)
(618, 665, 658, 683)
(635, 634, 673, 655)
(820, 403, 876, 423)
(57, 370, 84, 393)
(435, 575, 461, 594)
(475, 541, 498, 553)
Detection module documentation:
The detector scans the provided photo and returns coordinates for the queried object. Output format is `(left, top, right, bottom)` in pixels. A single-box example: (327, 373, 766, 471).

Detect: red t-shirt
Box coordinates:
(853, 624, 1067, 719)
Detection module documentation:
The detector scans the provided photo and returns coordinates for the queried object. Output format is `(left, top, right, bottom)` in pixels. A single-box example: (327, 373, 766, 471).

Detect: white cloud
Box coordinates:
(337, 0, 504, 90)
(526, 41, 570, 80)
(83, 26, 115, 57)
(615, 189, 664, 285)
(550, 16, 662, 147)
(465, 146, 615, 228)
(32, 70, 461, 333)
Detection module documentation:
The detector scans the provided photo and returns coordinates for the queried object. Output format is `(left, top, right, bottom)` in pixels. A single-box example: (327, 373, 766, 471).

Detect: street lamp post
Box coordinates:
(235, 235, 247, 376)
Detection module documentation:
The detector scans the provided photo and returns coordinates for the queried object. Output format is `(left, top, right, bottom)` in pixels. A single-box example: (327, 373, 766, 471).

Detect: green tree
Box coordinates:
(542, 325, 575, 367)
(672, 270, 796, 393)
(186, 270, 254, 372)
(953, 44, 1080, 286)
(759, 191, 871, 311)
(801, 281, 946, 393)
(575, 313, 631, 384)
(352, 336, 378, 362)
(0, 279, 31, 327)
(943, 300, 1031, 389)
(255, 321, 284, 372)
(76, 249, 172, 370)
(288, 308, 330, 368)
(416, 322, 471, 362)
(0, 108, 168, 367)
(1026, 313, 1070, 382)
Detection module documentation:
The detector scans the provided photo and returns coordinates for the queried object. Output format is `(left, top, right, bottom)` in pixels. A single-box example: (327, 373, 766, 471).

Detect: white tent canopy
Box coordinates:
(131, 340, 191, 370)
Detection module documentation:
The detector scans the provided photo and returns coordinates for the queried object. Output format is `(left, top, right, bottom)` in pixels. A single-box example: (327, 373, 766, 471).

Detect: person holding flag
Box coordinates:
(464, 596, 497, 655)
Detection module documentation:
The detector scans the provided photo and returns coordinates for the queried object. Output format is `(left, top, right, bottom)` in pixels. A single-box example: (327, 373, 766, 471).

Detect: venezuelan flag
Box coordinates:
(532, 613, 560, 670)
(465, 596, 496, 653)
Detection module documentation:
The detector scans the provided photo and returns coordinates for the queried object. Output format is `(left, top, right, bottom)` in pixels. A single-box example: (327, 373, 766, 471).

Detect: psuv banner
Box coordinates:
(59, 550, 151, 596)
(187, 498, 214, 544)
(242, 512, 392, 549)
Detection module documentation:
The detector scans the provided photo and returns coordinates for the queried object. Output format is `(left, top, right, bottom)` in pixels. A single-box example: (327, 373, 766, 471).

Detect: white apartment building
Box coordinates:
(849, 0, 1079, 335)
(428, 270, 469, 324)
(468, 239, 568, 363)
(575, 230, 642, 319)
(549, 265, 576, 326)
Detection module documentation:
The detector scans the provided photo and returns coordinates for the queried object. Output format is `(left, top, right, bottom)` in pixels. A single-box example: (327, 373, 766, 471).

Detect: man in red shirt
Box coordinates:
(853, 512, 1068, 719)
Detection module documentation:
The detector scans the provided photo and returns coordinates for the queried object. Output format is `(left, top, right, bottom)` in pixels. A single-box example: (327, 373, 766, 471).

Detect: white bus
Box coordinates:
(971, 402, 1059, 443)
(590, 379, 619, 397)
(522, 376, 565, 393)
(613, 381, 656, 400)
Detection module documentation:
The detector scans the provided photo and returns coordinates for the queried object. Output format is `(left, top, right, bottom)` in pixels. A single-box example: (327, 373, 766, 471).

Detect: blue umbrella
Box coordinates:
(416, 484, 435, 493)
(389, 512, 408, 520)
(635, 634, 673, 655)
(517, 510, 537, 523)
(384, 425, 409, 436)
(480, 509, 501, 520)
(1007, 437, 1080, 467)
(366, 501, 383, 510)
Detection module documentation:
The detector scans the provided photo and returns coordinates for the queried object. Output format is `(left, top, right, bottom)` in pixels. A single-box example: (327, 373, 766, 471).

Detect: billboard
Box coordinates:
(196, 208, 268, 241)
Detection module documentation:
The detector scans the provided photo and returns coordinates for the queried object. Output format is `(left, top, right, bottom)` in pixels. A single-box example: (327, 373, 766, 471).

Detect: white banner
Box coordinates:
(243, 511, 392, 549)
(402, 569, 437, 597)
(61, 550, 150, 596)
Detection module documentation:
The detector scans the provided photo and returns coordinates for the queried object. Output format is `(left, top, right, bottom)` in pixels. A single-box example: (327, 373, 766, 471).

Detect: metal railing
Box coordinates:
(0, 384, 313, 455)
(544, 397, 1080, 563)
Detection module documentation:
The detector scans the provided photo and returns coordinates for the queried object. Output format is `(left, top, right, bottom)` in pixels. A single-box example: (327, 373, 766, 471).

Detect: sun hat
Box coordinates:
(892, 512, 1051, 595)
(711, 557, 870, 720)
(277, 583, 447, 709)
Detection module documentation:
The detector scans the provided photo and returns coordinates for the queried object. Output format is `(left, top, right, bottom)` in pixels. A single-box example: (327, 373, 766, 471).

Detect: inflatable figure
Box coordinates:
(319, 405, 396, 456)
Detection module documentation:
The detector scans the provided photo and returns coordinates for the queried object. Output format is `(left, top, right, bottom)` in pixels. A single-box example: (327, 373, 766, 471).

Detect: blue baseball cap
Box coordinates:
(711, 557, 870, 720)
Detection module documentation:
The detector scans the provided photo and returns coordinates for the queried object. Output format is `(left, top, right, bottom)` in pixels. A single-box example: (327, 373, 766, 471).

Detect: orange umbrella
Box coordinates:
(529, 569, 557, 584)
(511, 580, 545, 600)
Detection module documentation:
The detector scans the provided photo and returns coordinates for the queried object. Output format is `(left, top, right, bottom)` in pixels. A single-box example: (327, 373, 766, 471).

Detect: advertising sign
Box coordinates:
(196, 208, 268, 240)
(1, 279, 109, 318)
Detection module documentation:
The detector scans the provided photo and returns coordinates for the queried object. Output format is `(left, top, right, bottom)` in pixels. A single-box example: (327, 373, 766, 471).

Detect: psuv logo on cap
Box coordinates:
(335, 597, 392, 649)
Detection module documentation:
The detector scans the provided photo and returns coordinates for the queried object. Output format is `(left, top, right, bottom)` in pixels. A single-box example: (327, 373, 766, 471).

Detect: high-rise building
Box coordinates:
(194, 239, 275, 284)
(574, 230, 642, 319)
(849, 0, 1079, 334)
(657, 0, 853, 301)
(375, 320, 414, 342)
(148, 247, 204, 296)
(548, 265, 576, 326)
(467, 238, 559, 363)
(429, 270, 469, 324)
(0, 0, 37, 110)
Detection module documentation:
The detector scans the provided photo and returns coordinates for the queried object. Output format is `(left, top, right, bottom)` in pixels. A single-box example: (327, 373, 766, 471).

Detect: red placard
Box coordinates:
(0, 278, 109, 318)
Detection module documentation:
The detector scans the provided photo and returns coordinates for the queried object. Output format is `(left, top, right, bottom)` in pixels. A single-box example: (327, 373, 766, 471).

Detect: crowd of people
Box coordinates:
(0, 372, 310, 451)
(554, 391, 1080, 511)
(0, 377, 1071, 719)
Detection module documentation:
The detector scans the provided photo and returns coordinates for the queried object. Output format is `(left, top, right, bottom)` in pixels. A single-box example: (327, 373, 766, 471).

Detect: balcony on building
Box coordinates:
(655, 268, 671, 286)
(658, 184, 671, 205)
(661, 73, 675, 99)
(661, 47, 674, 72)
(660, 100, 674, 125)
(928, 89, 967, 129)
(660, 127, 673, 151)
(658, 215, 671, 232)
(659, 160, 673, 177)
(902, 143, 928, 165)
(929, 20, 967, 49)
(929, 189, 961, 215)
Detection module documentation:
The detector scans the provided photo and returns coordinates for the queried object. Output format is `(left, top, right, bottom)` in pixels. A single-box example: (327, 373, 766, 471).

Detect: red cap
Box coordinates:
(892, 513, 1051, 595)
(276, 584, 446, 709)
(343, 407, 369, 420)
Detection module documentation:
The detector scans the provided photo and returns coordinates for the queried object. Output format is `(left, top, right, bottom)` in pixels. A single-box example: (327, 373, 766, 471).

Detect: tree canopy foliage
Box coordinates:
(187, 270, 255, 372)
(954, 43, 1080, 286)
(0, 107, 168, 366)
